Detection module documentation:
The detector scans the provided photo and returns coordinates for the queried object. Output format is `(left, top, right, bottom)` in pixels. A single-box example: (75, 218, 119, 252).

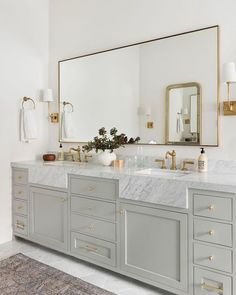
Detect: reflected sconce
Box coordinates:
(43, 89, 59, 123)
(222, 62, 236, 115)
(146, 106, 154, 129)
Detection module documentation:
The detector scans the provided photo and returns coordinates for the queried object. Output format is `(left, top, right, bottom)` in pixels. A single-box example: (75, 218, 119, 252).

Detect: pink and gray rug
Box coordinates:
(0, 253, 115, 294)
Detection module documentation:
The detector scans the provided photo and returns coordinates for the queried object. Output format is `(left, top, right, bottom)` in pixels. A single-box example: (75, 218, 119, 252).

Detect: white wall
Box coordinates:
(0, 0, 49, 244)
(48, 0, 236, 160)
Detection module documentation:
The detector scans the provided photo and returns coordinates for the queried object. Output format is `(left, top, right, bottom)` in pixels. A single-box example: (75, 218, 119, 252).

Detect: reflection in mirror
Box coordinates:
(166, 83, 201, 145)
(59, 26, 219, 146)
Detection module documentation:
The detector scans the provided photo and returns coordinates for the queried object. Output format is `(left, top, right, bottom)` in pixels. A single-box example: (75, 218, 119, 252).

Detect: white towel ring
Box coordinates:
(22, 97, 35, 109)
(63, 101, 74, 113)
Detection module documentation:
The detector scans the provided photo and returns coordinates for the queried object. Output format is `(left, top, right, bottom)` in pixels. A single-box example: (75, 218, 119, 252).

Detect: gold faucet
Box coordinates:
(181, 160, 194, 171)
(69, 145, 81, 162)
(165, 150, 177, 170)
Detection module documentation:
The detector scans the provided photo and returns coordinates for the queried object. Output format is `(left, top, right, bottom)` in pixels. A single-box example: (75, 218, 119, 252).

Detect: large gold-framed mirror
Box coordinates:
(166, 83, 201, 145)
(58, 25, 219, 146)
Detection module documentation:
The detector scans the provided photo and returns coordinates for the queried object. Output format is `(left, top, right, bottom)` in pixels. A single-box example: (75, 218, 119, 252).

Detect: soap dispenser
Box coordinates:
(57, 143, 64, 161)
(198, 148, 208, 172)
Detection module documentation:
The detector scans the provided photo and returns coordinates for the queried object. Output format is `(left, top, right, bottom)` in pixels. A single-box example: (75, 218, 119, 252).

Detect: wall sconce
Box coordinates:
(43, 89, 59, 123)
(146, 106, 154, 128)
(222, 62, 236, 115)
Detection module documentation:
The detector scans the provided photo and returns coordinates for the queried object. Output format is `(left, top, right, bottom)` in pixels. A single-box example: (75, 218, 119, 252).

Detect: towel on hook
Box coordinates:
(20, 109, 38, 142)
(61, 110, 75, 138)
(176, 114, 184, 134)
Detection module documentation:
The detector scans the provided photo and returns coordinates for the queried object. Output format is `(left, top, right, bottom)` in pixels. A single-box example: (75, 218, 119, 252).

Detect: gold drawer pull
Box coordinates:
(88, 224, 95, 230)
(18, 191, 22, 195)
(17, 206, 23, 210)
(84, 245, 98, 252)
(208, 230, 214, 236)
(208, 255, 214, 261)
(15, 222, 25, 230)
(88, 185, 96, 191)
(119, 209, 125, 215)
(17, 176, 22, 180)
(208, 204, 214, 211)
(201, 282, 223, 294)
(61, 198, 67, 202)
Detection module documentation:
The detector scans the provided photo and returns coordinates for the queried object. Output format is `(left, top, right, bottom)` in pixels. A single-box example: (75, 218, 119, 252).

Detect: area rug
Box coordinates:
(0, 253, 115, 294)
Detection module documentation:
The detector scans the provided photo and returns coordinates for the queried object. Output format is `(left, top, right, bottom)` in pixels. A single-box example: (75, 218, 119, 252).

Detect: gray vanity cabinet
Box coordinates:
(29, 186, 68, 251)
(120, 203, 188, 292)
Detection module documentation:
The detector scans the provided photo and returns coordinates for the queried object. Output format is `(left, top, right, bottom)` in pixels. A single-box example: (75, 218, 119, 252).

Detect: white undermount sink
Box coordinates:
(136, 168, 190, 177)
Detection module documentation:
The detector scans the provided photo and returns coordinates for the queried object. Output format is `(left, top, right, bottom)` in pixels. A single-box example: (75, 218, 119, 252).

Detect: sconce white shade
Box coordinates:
(146, 106, 151, 116)
(183, 107, 189, 115)
(222, 62, 236, 83)
(43, 89, 54, 102)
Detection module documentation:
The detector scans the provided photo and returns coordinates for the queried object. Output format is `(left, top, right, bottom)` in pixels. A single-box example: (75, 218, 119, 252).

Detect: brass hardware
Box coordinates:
(155, 159, 166, 169)
(17, 176, 22, 180)
(223, 101, 236, 115)
(165, 150, 177, 170)
(201, 282, 223, 294)
(181, 160, 194, 171)
(17, 206, 23, 210)
(208, 230, 214, 236)
(119, 209, 125, 215)
(208, 204, 214, 211)
(18, 191, 22, 195)
(84, 154, 92, 163)
(208, 255, 214, 261)
(22, 96, 35, 109)
(88, 185, 95, 191)
(113, 159, 124, 168)
(84, 245, 98, 252)
(88, 224, 95, 230)
(147, 121, 154, 129)
(50, 113, 59, 123)
(61, 198, 67, 202)
(15, 222, 25, 230)
(69, 145, 81, 162)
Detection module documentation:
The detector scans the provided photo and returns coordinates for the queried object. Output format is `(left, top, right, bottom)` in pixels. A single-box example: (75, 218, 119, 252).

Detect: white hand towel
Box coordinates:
(61, 110, 75, 138)
(20, 109, 38, 142)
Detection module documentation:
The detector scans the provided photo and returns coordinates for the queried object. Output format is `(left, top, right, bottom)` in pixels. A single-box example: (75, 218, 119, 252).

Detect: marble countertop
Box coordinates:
(11, 160, 236, 209)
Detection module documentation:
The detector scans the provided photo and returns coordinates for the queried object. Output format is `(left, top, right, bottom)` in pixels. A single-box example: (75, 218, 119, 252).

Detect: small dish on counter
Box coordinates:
(43, 154, 56, 162)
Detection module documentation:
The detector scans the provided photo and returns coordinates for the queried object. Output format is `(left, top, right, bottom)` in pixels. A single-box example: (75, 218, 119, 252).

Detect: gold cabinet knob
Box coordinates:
(88, 185, 96, 191)
(18, 191, 22, 195)
(88, 223, 95, 230)
(61, 198, 67, 202)
(119, 209, 125, 215)
(17, 206, 23, 210)
(208, 230, 214, 236)
(17, 176, 22, 180)
(208, 255, 214, 261)
(208, 204, 214, 211)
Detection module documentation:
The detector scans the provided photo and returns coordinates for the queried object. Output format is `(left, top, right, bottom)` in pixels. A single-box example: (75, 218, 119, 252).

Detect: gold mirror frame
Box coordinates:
(165, 82, 202, 145)
(58, 25, 220, 146)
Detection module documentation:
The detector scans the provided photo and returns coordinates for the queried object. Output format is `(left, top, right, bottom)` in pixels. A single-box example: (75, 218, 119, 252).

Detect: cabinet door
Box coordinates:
(120, 203, 188, 291)
(29, 186, 68, 251)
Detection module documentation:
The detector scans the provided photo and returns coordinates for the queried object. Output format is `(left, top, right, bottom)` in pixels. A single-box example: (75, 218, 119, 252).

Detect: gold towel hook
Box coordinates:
(22, 97, 35, 109)
(63, 101, 74, 112)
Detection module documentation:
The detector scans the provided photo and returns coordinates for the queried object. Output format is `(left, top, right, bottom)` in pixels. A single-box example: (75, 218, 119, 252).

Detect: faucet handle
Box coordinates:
(181, 160, 195, 171)
(155, 159, 166, 169)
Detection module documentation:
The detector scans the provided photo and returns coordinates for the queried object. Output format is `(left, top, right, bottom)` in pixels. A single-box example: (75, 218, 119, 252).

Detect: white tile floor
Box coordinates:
(0, 238, 174, 295)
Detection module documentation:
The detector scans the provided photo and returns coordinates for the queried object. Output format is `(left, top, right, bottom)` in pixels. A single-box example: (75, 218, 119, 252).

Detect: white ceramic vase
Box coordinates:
(97, 150, 116, 166)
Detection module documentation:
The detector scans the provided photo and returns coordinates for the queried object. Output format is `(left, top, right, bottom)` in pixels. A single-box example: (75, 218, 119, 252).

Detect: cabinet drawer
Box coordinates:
(194, 243, 232, 273)
(12, 169, 28, 185)
(71, 196, 116, 222)
(71, 232, 116, 267)
(70, 177, 117, 200)
(194, 219, 232, 247)
(13, 215, 28, 236)
(13, 200, 27, 216)
(194, 267, 231, 295)
(193, 194, 232, 221)
(71, 214, 116, 242)
(13, 185, 28, 200)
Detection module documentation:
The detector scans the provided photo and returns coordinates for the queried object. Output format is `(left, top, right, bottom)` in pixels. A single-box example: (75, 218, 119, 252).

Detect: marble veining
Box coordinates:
(11, 160, 236, 209)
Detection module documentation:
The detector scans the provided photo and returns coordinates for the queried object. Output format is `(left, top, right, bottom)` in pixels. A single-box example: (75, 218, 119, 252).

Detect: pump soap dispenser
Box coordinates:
(198, 148, 208, 172)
